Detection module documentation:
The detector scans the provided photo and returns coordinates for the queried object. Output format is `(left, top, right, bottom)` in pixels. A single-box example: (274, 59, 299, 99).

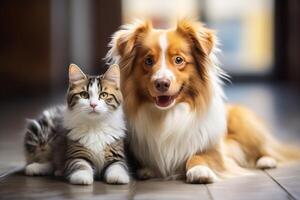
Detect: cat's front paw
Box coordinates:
(104, 163, 130, 184)
(25, 162, 53, 176)
(186, 165, 218, 184)
(69, 170, 94, 185)
(137, 168, 156, 180)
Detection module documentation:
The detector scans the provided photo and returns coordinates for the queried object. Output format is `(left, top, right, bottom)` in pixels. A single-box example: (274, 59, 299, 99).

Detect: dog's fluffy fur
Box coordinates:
(106, 19, 300, 183)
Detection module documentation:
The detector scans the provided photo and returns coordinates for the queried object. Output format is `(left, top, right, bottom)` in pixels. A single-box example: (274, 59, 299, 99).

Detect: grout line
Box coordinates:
(263, 170, 297, 200)
(127, 180, 137, 200)
(205, 185, 214, 200)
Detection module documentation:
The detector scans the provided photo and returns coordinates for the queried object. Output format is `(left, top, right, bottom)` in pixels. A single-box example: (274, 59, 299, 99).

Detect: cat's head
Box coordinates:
(66, 64, 122, 120)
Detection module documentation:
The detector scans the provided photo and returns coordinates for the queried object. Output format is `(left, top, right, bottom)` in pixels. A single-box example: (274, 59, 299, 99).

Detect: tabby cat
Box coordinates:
(24, 64, 130, 185)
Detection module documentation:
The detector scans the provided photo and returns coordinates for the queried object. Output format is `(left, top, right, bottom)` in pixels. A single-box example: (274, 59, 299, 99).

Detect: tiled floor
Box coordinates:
(0, 83, 300, 200)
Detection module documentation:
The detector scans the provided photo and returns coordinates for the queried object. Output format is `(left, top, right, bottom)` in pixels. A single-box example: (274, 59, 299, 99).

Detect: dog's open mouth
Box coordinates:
(155, 95, 176, 107)
(153, 86, 183, 108)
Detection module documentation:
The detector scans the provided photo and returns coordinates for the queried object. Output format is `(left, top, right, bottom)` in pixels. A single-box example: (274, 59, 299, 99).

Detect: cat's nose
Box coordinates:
(90, 103, 97, 108)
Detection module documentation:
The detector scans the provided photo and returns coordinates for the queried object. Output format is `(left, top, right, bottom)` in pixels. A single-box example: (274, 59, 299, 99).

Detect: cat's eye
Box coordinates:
(145, 56, 154, 67)
(99, 92, 108, 99)
(80, 91, 89, 99)
(174, 56, 184, 65)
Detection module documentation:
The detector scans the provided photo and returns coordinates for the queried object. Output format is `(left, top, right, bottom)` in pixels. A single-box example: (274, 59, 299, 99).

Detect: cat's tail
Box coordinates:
(24, 106, 66, 162)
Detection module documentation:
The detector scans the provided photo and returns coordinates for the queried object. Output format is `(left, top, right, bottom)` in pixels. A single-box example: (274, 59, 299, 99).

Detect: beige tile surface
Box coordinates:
(266, 162, 300, 200)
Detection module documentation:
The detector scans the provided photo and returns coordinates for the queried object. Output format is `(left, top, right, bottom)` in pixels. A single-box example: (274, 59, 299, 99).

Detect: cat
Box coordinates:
(24, 64, 130, 185)
(63, 64, 129, 185)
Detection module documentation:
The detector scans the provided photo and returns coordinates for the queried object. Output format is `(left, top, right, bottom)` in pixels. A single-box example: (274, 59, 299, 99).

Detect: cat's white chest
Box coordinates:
(69, 125, 123, 150)
(68, 125, 125, 170)
(77, 129, 110, 153)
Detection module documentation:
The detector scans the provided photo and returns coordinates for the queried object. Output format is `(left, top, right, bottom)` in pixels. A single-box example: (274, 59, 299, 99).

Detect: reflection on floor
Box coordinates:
(0, 83, 300, 200)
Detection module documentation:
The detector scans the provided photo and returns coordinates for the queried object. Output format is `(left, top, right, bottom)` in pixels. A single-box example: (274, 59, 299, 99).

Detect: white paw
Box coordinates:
(104, 163, 130, 184)
(69, 170, 94, 185)
(256, 156, 277, 169)
(137, 168, 155, 180)
(25, 162, 53, 176)
(186, 165, 218, 184)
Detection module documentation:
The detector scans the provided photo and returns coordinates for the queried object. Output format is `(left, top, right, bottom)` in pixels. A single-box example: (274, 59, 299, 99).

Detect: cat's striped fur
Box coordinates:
(63, 64, 129, 185)
(64, 139, 127, 180)
(24, 106, 67, 176)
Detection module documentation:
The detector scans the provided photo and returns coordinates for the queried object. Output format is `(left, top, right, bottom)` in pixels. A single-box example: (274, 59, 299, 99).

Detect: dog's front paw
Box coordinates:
(256, 156, 277, 169)
(186, 165, 218, 184)
(69, 170, 94, 185)
(104, 163, 130, 184)
(25, 162, 53, 176)
(137, 168, 156, 180)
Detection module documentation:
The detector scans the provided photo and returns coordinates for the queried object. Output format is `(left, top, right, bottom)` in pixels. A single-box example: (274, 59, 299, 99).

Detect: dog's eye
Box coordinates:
(145, 57, 154, 66)
(174, 56, 184, 65)
(80, 91, 89, 99)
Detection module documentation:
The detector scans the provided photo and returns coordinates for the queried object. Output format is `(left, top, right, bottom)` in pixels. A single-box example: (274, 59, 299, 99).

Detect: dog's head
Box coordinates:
(107, 19, 218, 114)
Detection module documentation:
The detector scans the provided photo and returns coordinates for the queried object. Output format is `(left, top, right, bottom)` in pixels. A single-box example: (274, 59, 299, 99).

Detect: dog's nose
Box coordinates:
(155, 78, 170, 93)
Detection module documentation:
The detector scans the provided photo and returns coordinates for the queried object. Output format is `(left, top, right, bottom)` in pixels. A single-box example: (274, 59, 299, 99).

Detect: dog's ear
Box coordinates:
(106, 20, 152, 62)
(176, 19, 216, 80)
(176, 19, 216, 56)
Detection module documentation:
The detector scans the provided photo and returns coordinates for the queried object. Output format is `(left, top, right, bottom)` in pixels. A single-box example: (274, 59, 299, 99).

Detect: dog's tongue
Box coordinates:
(155, 96, 173, 107)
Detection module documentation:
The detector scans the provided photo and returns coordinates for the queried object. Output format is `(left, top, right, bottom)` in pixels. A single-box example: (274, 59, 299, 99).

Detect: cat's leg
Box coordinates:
(186, 148, 224, 184)
(25, 162, 53, 176)
(65, 159, 94, 185)
(104, 162, 130, 184)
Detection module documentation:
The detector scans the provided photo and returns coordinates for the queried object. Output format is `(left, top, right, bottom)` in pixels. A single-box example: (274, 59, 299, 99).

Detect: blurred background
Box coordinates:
(1, 0, 300, 98)
(0, 0, 300, 167)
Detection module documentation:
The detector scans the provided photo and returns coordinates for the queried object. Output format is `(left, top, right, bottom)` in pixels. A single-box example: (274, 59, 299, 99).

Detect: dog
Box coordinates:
(105, 19, 300, 183)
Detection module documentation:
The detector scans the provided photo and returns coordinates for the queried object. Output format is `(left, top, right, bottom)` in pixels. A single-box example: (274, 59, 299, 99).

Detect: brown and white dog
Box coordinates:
(106, 19, 300, 183)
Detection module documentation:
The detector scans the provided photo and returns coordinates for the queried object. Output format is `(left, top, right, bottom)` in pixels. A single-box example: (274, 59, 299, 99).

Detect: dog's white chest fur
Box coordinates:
(130, 98, 227, 177)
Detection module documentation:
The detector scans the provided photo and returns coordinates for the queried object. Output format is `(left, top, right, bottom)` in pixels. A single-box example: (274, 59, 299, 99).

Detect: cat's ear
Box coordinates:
(103, 64, 120, 87)
(68, 64, 87, 83)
